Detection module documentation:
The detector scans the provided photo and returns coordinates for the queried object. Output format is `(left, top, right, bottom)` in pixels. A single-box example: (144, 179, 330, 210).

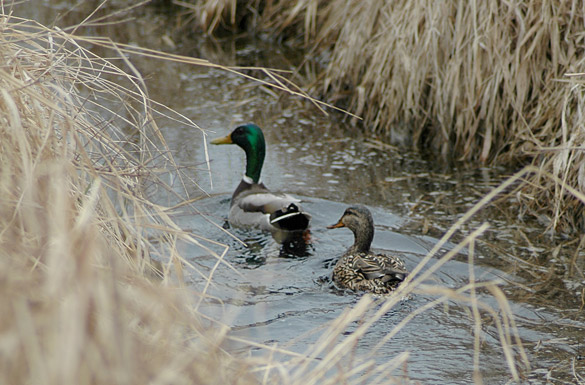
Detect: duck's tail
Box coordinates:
(269, 203, 311, 232)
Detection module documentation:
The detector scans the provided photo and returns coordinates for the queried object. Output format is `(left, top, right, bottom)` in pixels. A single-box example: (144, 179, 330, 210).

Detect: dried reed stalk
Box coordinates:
(517, 77, 585, 234)
(0, 7, 536, 385)
(0, 13, 257, 385)
(189, 0, 585, 162)
(0, 11, 408, 385)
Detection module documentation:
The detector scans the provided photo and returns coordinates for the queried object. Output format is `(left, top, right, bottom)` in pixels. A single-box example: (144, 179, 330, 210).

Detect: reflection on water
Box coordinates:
(16, 2, 585, 383)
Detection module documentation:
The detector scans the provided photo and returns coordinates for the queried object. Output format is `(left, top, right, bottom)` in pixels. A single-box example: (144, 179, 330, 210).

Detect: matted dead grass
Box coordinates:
(0, 8, 543, 385)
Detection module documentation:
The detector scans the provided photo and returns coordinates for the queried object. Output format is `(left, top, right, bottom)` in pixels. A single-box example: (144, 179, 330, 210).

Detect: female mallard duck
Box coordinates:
(211, 124, 311, 242)
(327, 205, 407, 294)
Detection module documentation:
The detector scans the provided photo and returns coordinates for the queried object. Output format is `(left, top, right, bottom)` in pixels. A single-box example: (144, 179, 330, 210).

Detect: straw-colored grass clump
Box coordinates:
(192, 0, 584, 163)
(0, 16, 257, 385)
(188, 0, 585, 233)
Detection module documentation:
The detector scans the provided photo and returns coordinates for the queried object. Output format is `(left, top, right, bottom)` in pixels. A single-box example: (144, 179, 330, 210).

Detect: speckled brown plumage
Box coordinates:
(328, 205, 407, 295)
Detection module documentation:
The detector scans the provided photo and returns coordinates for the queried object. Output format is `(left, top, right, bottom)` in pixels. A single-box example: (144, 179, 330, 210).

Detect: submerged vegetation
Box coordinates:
(184, 0, 585, 234)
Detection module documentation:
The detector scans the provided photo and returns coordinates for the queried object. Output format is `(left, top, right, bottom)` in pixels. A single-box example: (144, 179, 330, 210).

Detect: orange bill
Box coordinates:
(327, 220, 346, 229)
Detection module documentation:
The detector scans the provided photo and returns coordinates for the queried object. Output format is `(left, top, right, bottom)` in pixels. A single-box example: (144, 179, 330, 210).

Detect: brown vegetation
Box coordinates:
(0, 14, 258, 385)
(0, 10, 537, 385)
(184, 0, 585, 233)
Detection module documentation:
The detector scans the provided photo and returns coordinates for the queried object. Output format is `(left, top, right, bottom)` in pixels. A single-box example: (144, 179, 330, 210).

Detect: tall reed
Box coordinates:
(0, 14, 258, 385)
(0, 8, 534, 385)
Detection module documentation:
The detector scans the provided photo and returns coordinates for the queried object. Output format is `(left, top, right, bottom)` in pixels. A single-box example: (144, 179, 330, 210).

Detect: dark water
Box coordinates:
(18, 2, 585, 383)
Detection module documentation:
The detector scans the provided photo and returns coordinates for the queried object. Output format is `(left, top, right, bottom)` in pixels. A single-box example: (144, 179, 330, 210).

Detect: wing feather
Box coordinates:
(237, 192, 300, 214)
(353, 254, 407, 282)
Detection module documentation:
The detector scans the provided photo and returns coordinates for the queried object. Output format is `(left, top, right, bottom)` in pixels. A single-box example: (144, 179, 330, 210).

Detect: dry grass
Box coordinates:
(188, 0, 585, 162)
(0, 10, 402, 385)
(515, 76, 585, 234)
(0, 12, 261, 385)
(184, 0, 585, 233)
(0, 8, 540, 385)
(316, 1, 585, 163)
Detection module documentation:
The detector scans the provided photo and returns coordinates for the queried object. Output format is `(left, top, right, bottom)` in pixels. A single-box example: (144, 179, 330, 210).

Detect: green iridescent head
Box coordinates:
(211, 124, 266, 183)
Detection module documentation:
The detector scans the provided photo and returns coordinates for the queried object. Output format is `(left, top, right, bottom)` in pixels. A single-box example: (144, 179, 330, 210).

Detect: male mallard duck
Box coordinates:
(327, 205, 407, 294)
(211, 124, 311, 242)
